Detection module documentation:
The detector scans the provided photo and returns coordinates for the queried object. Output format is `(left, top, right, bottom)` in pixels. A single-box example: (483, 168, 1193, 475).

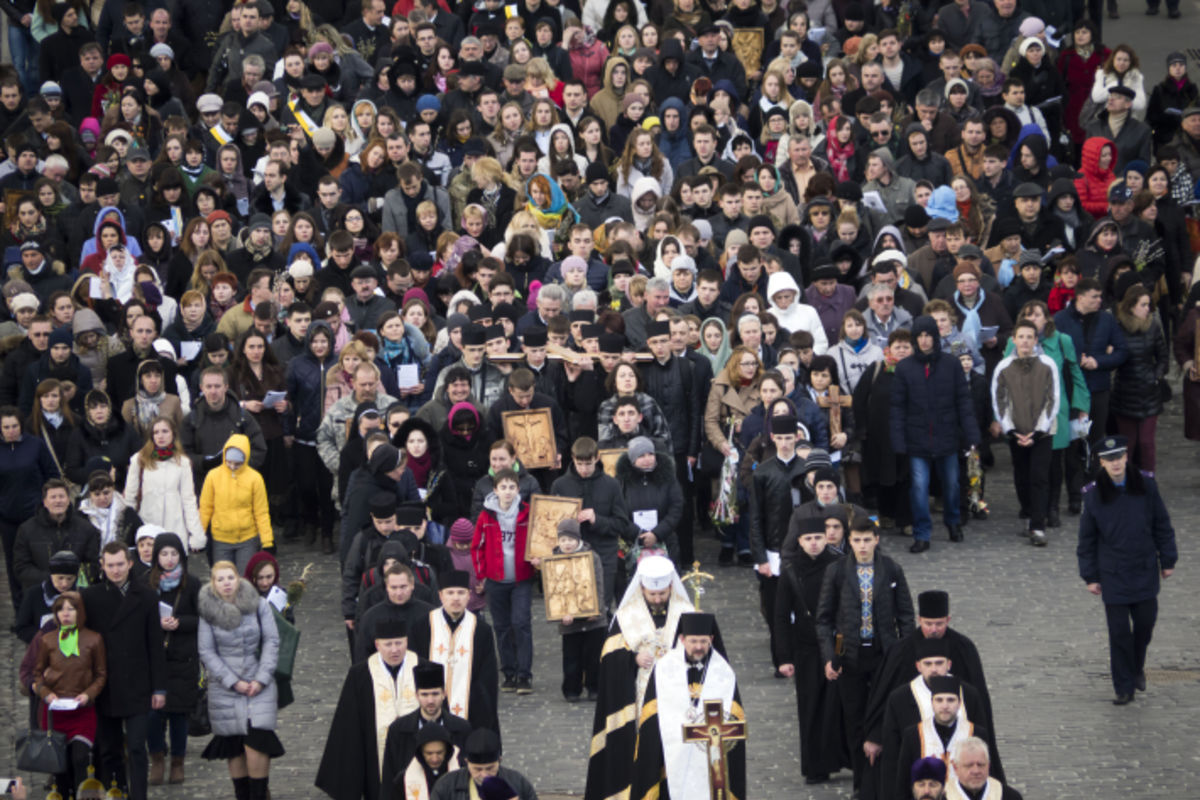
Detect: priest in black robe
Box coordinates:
(862, 589, 993, 798)
(775, 514, 848, 783)
(408, 570, 500, 738)
(315, 619, 428, 800)
(893, 677, 1001, 800)
(379, 662, 472, 800)
(630, 613, 746, 800)
(428, 730, 538, 800)
(584, 555, 694, 800)
(876, 638, 1002, 800)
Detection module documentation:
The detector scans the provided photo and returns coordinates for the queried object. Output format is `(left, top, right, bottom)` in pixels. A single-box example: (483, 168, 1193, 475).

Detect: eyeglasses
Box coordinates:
(872, 130, 891, 138)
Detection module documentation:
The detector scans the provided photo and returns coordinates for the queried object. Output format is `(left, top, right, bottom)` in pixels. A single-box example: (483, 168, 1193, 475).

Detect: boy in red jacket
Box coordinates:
(471, 469, 535, 694)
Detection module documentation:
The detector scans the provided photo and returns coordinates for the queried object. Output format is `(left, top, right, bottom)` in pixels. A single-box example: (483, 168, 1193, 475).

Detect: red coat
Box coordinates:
(568, 39, 610, 98)
(1074, 136, 1117, 218)
(1058, 46, 1111, 143)
(471, 502, 534, 582)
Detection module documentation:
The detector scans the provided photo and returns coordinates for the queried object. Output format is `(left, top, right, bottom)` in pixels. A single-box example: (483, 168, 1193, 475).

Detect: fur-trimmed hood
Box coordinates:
(198, 578, 260, 629)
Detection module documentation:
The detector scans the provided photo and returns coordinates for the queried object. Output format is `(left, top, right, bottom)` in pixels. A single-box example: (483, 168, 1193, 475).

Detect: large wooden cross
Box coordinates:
(816, 386, 853, 437)
(681, 699, 746, 800)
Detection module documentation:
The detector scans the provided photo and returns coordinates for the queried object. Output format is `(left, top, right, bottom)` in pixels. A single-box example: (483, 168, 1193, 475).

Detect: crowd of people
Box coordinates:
(0, 0, 1192, 797)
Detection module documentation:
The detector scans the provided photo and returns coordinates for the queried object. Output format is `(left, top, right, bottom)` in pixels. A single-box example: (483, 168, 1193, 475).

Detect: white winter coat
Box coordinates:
(124, 453, 206, 551)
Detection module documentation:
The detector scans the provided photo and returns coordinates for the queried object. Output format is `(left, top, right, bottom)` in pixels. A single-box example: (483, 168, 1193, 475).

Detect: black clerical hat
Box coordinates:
(646, 320, 671, 339)
(770, 414, 798, 435)
(395, 502, 426, 528)
(911, 756, 947, 784)
(568, 309, 592, 323)
(413, 662, 444, 691)
(464, 729, 501, 763)
(794, 516, 825, 535)
(580, 323, 603, 340)
(926, 675, 961, 697)
(374, 619, 408, 640)
(678, 612, 716, 637)
(468, 304, 493, 322)
(598, 333, 626, 354)
(440, 570, 471, 590)
(918, 590, 950, 618)
(461, 324, 487, 346)
(369, 493, 397, 519)
(914, 636, 952, 661)
(522, 328, 548, 347)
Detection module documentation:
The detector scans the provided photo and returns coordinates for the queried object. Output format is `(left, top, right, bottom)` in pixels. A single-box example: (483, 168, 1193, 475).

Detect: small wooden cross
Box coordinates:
(816, 386, 853, 437)
(681, 699, 746, 800)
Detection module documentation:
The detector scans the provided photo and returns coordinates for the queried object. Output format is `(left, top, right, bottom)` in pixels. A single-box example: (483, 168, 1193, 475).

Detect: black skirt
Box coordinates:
(201, 726, 285, 760)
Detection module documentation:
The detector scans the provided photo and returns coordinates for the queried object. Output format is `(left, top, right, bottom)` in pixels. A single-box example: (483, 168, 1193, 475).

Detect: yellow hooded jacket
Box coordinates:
(198, 434, 273, 547)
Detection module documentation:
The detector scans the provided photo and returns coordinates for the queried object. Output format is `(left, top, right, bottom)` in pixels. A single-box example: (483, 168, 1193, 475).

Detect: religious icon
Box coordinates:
(541, 551, 601, 621)
(598, 448, 624, 478)
(681, 699, 746, 800)
(730, 29, 765, 78)
(502, 408, 556, 469)
(526, 494, 582, 560)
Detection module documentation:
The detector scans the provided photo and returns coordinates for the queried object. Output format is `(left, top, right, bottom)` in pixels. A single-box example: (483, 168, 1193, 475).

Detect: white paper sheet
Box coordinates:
(158, 601, 174, 619)
(766, 549, 781, 577)
(397, 363, 421, 389)
(266, 584, 288, 613)
(180, 341, 202, 360)
(633, 509, 659, 531)
(861, 191, 888, 214)
(262, 390, 288, 407)
(49, 698, 80, 711)
(89, 276, 103, 298)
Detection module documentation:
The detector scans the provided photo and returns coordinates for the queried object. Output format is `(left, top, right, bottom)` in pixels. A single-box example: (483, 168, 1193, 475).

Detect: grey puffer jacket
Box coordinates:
(197, 579, 279, 736)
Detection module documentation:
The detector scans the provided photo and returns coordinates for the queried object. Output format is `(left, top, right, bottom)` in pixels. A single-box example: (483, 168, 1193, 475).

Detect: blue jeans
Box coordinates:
(8, 25, 38, 96)
(908, 454, 960, 542)
(147, 709, 188, 757)
(487, 579, 533, 680)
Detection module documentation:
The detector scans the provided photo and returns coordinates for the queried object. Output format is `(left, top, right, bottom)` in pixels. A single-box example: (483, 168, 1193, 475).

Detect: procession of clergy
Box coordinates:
(315, 535, 1014, 800)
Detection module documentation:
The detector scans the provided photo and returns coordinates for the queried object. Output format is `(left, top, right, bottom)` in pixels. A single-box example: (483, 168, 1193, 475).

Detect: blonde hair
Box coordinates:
(327, 340, 369, 381)
(209, 560, 239, 585)
(416, 200, 437, 217)
(524, 57, 557, 88)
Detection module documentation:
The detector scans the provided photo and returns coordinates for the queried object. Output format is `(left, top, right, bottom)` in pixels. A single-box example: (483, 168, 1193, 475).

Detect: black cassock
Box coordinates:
(378, 706, 472, 800)
(314, 655, 431, 800)
(407, 609, 501, 738)
(774, 546, 850, 779)
(894, 721, 1002, 800)
(877, 679, 1004, 800)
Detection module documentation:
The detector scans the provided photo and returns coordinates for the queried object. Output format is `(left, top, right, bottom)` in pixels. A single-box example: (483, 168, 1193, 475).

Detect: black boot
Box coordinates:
(233, 776, 251, 800)
(249, 777, 270, 800)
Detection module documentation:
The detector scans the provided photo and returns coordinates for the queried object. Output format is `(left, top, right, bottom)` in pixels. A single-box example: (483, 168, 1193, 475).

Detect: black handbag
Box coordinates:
(188, 671, 211, 737)
(16, 708, 67, 774)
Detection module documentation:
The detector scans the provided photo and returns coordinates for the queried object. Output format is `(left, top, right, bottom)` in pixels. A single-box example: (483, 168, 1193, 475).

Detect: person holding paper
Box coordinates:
(146, 533, 200, 786)
(748, 414, 808, 678)
(615, 437, 682, 565)
(949, 262, 1013, 376)
(34, 590, 107, 799)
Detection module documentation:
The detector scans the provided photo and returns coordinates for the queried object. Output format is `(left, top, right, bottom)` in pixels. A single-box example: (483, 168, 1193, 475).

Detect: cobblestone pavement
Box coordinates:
(1, 394, 1195, 800)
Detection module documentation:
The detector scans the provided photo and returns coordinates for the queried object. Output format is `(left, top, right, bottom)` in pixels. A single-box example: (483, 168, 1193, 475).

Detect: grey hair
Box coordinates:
(538, 283, 567, 303)
(915, 88, 942, 109)
(645, 277, 670, 294)
(242, 54, 266, 72)
(737, 313, 761, 331)
(865, 282, 895, 301)
(951, 736, 990, 763)
(571, 289, 598, 310)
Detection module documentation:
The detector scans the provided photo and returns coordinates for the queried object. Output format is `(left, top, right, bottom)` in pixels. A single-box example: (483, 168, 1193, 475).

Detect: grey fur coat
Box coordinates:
(197, 579, 279, 736)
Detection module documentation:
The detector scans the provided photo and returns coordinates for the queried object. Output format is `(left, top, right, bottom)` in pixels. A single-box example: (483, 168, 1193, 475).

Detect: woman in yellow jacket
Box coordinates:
(199, 434, 273, 574)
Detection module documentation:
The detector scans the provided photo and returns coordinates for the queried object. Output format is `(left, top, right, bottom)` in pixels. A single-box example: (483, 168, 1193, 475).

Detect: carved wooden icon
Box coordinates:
(598, 448, 625, 478)
(816, 386, 853, 437)
(502, 407, 556, 469)
(526, 494, 582, 560)
(730, 29, 765, 77)
(541, 551, 601, 621)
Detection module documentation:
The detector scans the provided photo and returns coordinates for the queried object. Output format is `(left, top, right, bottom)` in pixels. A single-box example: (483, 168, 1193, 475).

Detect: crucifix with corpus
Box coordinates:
(682, 699, 747, 800)
(816, 385, 853, 439)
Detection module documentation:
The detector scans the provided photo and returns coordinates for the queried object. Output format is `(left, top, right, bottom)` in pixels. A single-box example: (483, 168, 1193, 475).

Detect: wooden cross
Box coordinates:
(816, 386, 853, 437)
(681, 699, 746, 800)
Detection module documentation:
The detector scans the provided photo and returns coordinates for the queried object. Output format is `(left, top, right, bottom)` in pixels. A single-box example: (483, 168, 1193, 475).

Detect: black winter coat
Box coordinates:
(889, 320, 980, 459)
(1077, 470, 1176, 605)
(155, 572, 201, 713)
(83, 577, 169, 717)
(747, 454, 806, 563)
(550, 462, 630, 565)
(64, 415, 142, 487)
(436, 428, 489, 512)
(639, 355, 698, 457)
(0, 433, 56, 523)
(284, 322, 338, 441)
(1111, 313, 1169, 420)
(816, 551, 914, 668)
(13, 505, 99, 589)
(616, 453, 682, 564)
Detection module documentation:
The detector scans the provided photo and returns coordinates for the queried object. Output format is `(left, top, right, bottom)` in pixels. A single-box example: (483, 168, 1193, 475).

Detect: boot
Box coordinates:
(321, 532, 336, 555)
(149, 752, 165, 785)
(249, 777, 270, 800)
(168, 756, 185, 784)
(233, 776, 251, 800)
